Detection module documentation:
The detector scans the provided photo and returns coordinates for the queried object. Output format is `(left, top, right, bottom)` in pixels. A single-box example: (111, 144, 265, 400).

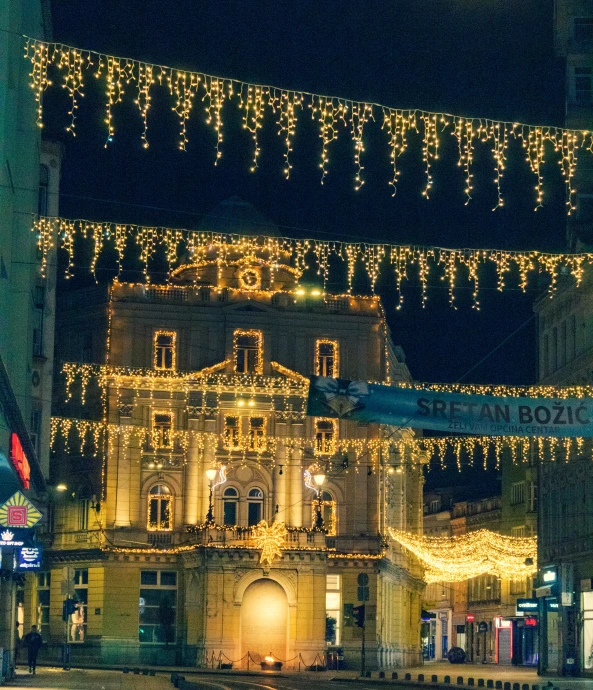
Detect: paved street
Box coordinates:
(5, 668, 171, 690)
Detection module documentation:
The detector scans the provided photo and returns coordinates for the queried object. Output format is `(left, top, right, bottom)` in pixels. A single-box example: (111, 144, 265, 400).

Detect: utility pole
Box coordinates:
(355, 572, 370, 676)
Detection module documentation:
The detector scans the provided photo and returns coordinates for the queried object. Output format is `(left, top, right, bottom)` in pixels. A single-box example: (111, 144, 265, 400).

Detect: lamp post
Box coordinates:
(205, 468, 218, 524)
(313, 471, 325, 529)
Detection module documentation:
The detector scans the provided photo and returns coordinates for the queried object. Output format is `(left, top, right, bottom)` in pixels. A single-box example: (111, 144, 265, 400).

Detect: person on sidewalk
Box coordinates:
(22, 625, 42, 675)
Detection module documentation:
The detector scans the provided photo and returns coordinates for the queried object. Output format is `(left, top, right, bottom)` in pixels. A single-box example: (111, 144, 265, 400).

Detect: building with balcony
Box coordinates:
(32, 204, 426, 670)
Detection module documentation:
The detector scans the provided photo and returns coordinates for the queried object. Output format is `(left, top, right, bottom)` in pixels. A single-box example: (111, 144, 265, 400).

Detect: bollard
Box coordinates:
(379, 671, 385, 679)
(405, 673, 412, 680)
(468, 679, 475, 687)
(444, 676, 451, 684)
(170, 673, 178, 687)
(457, 677, 464, 686)
(432, 675, 438, 683)
(487, 682, 494, 689)
(478, 681, 485, 687)
(392, 672, 398, 680)
(419, 674, 425, 681)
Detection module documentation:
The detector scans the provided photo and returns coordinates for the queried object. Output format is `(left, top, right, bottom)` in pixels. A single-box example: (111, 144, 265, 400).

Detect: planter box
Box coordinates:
(260, 661, 282, 671)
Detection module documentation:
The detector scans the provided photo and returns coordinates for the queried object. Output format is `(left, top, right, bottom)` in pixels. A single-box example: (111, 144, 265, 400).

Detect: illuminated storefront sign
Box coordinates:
(16, 545, 42, 570)
(516, 598, 538, 615)
(9, 433, 30, 489)
(0, 491, 42, 529)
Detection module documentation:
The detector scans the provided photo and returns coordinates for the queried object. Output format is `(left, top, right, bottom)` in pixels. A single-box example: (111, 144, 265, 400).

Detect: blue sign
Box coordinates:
(16, 545, 42, 570)
(307, 376, 593, 438)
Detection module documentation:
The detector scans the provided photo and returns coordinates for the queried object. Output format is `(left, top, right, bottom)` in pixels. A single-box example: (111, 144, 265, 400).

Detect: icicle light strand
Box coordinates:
(25, 37, 593, 211)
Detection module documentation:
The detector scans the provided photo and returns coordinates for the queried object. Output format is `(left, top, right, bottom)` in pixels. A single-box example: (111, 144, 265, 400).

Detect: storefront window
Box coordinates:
(326, 574, 341, 645)
(583, 591, 593, 669)
(139, 570, 177, 643)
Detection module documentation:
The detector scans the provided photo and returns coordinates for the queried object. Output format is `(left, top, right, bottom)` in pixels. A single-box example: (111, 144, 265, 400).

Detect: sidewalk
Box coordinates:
(390, 662, 593, 688)
(4, 667, 171, 690)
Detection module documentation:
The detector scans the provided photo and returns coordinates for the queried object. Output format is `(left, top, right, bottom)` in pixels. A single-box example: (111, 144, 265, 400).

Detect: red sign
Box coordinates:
(525, 617, 537, 627)
(9, 433, 31, 489)
(466, 614, 475, 622)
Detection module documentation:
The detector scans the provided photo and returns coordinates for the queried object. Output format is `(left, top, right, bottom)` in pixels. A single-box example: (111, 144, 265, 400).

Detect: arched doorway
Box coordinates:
(240, 579, 288, 661)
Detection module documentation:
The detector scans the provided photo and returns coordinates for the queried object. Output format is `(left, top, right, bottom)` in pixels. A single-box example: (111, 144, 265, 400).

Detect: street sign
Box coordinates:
(0, 491, 42, 528)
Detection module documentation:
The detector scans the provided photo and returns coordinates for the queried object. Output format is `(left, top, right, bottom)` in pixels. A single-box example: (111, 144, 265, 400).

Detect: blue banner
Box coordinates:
(307, 376, 593, 437)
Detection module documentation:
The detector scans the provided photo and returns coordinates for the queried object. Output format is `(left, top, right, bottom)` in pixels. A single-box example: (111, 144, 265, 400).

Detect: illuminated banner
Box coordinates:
(9, 433, 30, 489)
(17, 545, 42, 570)
(307, 376, 593, 438)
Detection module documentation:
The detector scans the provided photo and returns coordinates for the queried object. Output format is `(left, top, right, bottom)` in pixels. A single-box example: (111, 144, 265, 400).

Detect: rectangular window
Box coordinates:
(223, 500, 237, 526)
(511, 525, 527, 538)
(248, 501, 262, 526)
(326, 574, 342, 645)
(36, 572, 51, 637)
(315, 418, 336, 455)
(574, 17, 593, 41)
(248, 417, 266, 451)
(510, 578, 525, 596)
(574, 67, 593, 103)
(152, 411, 173, 448)
(154, 331, 177, 370)
(69, 568, 88, 643)
(139, 570, 177, 644)
(224, 416, 240, 450)
(511, 481, 526, 506)
(234, 330, 263, 374)
(316, 340, 339, 377)
(528, 481, 538, 513)
(78, 498, 89, 531)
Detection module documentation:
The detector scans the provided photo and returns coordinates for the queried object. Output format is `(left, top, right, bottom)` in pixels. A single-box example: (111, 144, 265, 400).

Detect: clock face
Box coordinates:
(239, 268, 261, 289)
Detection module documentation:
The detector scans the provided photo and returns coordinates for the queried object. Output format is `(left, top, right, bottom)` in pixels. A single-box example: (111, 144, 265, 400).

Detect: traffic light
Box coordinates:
(62, 598, 77, 621)
(353, 604, 365, 628)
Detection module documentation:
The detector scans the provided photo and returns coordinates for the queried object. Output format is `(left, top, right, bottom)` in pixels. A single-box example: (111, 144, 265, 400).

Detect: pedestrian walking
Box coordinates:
(22, 625, 42, 675)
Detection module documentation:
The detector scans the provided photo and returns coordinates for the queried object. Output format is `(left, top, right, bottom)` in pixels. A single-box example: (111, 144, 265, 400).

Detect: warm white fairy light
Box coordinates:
(24, 37, 593, 209)
(389, 528, 537, 583)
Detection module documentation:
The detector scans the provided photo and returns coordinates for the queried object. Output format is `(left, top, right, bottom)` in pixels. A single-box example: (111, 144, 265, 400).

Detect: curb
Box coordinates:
(330, 673, 576, 690)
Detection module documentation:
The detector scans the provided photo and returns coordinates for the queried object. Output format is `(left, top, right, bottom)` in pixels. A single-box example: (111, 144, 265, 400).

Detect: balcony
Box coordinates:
(187, 525, 327, 549)
(43, 530, 102, 550)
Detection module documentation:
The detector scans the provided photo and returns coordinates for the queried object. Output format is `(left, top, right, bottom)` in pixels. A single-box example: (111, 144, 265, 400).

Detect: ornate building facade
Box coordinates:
(34, 215, 426, 670)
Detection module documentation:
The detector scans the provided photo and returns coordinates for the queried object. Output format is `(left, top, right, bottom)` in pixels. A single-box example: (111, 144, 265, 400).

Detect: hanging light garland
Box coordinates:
(25, 38, 587, 211)
(34, 217, 592, 306)
(388, 528, 537, 583)
(50, 414, 589, 471)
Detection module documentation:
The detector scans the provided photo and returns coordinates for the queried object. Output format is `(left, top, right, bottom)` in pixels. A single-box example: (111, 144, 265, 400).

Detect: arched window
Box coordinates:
(223, 486, 239, 526)
(312, 490, 337, 535)
(148, 484, 173, 531)
(247, 488, 264, 526)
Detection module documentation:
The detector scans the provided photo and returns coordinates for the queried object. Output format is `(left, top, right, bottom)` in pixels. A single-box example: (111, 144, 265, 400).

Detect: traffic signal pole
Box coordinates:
(361, 607, 366, 677)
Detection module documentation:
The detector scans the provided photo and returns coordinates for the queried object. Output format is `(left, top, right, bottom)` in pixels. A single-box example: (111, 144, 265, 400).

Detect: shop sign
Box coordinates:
(542, 567, 557, 584)
(516, 598, 538, 614)
(16, 545, 42, 570)
(0, 529, 25, 547)
(9, 433, 30, 489)
(0, 491, 42, 528)
(466, 614, 475, 622)
(547, 599, 559, 611)
(525, 617, 537, 627)
(478, 622, 488, 633)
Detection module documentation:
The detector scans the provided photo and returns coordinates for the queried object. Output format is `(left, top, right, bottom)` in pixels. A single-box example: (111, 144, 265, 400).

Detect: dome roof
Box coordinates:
(198, 197, 280, 237)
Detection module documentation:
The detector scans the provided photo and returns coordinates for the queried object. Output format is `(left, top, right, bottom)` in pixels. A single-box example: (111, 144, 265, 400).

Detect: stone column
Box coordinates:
(274, 423, 287, 522)
(290, 421, 304, 527)
(184, 417, 201, 525)
(114, 406, 133, 527)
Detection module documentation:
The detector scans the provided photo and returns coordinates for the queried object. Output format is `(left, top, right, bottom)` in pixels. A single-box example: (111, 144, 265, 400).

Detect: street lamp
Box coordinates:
(205, 467, 218, 524)
(313, 472, 325, 529)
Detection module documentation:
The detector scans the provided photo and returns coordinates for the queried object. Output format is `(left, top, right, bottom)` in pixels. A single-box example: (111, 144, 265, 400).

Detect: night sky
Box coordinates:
(47, 1, 566, 486)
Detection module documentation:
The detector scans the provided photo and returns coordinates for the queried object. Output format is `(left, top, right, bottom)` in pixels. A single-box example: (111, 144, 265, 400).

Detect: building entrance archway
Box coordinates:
(240, 578, 288, 662)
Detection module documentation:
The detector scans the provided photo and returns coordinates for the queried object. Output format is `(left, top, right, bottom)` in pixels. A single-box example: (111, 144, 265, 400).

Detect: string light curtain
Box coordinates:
(34, 216, 591, 307)
(388, 528, 537, 583)
(26, 38, 585, 212)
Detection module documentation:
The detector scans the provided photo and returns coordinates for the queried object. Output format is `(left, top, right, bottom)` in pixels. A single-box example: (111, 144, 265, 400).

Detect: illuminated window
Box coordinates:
(224, 416, 240, 449)
(148, 484, 173, 531)
(154, 331, 177, 370)
(139, 570, 177, 644)
(36, 572, 51, 637)
(248, 417, 266, 451)
(152, 411, 173, 448)
(316, 339, 339, 377)
(326, 574, 341, 645)
(223, 487, 239, 525)
(315, 418, 337, 455)
(69, 568, 88, 643)
(247, 487, 263, 526)
(312, 490, 337, 535)
(234, 330, 263, 373)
